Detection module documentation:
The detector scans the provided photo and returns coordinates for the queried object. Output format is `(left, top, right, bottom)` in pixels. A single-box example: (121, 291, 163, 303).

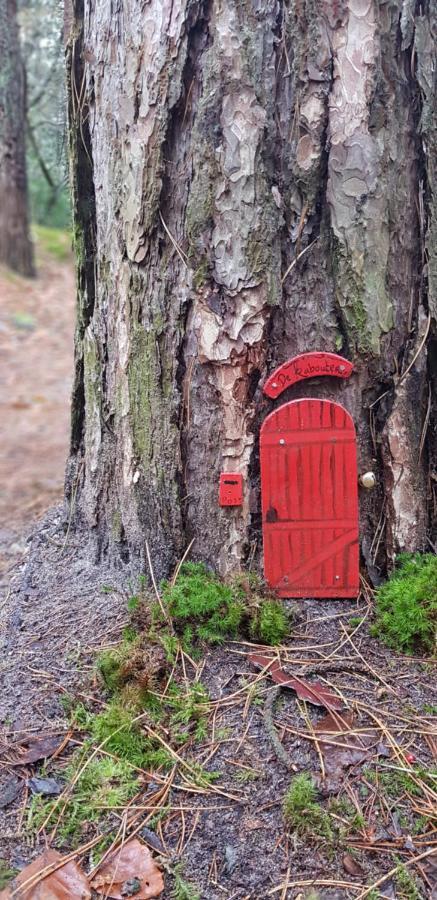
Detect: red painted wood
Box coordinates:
(219, 473, 243, 506)
(263, 352, 353, 399)
(260, 398, 359, 598)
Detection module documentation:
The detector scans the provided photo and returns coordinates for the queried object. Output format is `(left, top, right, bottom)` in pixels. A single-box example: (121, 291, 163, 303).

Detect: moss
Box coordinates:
(249, 599, 288, 645)
(192, 257, 209, 290)
(283, 773, 333, 840)
(158, 563, 290, 652)
(394, 861, 422, 900)
(170, 863, 201, 900)
(111, 510, 122, 542)
(128, 326, 156, 467)
(0, 860, 18, 890)
(29, 754, 139, 846)
(186, 162, 215, 263)
(83, 329, 101, 468)
(331, 236, 373, 353)
(372, 553, 437, 654)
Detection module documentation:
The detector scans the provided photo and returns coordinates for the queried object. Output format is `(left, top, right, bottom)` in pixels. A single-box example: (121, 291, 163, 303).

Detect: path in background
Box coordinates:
(0, 228, 75, 575)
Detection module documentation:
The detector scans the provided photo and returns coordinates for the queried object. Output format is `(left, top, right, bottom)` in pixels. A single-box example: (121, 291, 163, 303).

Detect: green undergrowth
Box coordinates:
(0, 860, 18, 890)
(169, 863, 201, 900)
(372, 553, 437, 654)
(156, 563, 290, 653)
(283, 774, 333, 841)
(394, 861, 422, 900)
(33, 225, 72, 262)
(28, 565, 289, 850)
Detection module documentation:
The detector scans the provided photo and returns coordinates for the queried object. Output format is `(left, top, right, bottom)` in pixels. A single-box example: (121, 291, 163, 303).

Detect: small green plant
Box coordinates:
(283, 773, 332, 840)
(372, 553, 437, 654)
(167, 682, 210, 743)
(160, 563, 245, 649)
(28, 755, 139, 845)
(423, 704, 437, 715)
(348, 616, 363, 629)
(249, 598, 288, 645)
(234, 766, 260, 783)
(328, 797, 365, 833)
(159, 563, 289, 651)
(394, 861, 421, 900)
(170, 863, 201, 900)
(0, 860, 18, 890)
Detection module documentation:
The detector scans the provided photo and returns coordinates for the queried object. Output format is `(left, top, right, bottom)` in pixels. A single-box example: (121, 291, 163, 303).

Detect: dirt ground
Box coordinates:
(0, 229, 75, 576)
(1, 510, 436, 898)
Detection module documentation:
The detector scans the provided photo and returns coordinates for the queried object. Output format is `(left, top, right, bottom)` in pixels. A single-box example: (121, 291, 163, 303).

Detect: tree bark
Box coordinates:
(0, 0, 34, 276)
(66, 0, 436, 582)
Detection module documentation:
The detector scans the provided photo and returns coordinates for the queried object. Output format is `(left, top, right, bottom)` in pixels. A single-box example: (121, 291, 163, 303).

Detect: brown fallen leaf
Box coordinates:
(90, 839, 164, 899)
(0, 776, 22, 808)
(343, 852, 365, 877)
(4, 735, 65, 767)
(249, 654, 343, 710)
(314, 711, 375, 793)
(0, 848, 91, 899)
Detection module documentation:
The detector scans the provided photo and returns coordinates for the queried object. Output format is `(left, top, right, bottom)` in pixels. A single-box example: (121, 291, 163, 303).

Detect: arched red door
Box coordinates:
(260, 398, 359, 598)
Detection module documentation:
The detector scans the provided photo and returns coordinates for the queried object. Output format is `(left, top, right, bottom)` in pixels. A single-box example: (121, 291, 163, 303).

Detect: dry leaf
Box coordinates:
(0, 776, 22, 808)
(90, 839, 164, 899)
(343, 852, 365, 877)
(249, 654, 343, 710)
(314, 711, 375, 793)
(0, 849, 91, 899)
(5, 735, 65, 767)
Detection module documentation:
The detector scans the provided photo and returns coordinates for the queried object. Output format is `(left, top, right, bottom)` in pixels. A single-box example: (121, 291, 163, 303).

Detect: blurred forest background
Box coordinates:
(0, 0, 74, 572)
(22, 0, 69, 230)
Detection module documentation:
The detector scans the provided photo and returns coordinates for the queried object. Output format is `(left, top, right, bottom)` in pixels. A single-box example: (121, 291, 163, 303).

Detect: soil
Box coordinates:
(0, 236, 75, 577)
(0, 240, 436, 899)
(1, 515, 436, 898)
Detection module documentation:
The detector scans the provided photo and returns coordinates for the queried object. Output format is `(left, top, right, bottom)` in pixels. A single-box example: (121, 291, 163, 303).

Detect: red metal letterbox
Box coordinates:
(219, 473, 243, 507)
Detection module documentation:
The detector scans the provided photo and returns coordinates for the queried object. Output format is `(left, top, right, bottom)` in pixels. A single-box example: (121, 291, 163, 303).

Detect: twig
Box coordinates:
(281, 239, 318, 284)
(355, 846, 437, 899)
(159, 212, 188, 267)
(171, 538, 195, 587)
(145, 540, 173, 631)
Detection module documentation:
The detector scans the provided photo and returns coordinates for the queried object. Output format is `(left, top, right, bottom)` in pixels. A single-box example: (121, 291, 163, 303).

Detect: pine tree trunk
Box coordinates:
(66, 0, 436, 582)
(0, 0, 34, 277)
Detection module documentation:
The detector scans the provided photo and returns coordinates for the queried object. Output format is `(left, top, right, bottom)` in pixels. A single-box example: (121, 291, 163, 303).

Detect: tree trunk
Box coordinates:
(0, 0, 34, 276)
(66, 0, 436, 582)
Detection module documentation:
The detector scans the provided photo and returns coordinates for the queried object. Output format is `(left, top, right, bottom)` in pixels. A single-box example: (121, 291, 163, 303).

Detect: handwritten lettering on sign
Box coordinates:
(263, 352, 353, 399)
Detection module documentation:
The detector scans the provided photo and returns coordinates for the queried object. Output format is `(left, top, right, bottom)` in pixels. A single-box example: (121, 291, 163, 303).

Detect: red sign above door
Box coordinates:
(263, 352, 353, 400)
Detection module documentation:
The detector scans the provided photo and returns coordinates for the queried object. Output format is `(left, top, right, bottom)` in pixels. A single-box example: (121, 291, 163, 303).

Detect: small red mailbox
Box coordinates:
(219, 473, 243, 507)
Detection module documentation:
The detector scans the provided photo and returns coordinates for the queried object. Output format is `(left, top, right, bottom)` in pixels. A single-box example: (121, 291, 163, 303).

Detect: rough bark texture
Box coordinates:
(0, 0, 34, 276)
(66, 0, 436, 581)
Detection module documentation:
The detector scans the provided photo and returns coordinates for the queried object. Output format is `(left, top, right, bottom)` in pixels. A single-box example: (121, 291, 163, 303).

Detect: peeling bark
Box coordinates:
(67, 0, 436, 580)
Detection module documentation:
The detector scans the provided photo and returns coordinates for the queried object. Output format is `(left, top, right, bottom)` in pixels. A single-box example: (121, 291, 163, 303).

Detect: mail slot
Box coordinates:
(219, 473, 243, 507)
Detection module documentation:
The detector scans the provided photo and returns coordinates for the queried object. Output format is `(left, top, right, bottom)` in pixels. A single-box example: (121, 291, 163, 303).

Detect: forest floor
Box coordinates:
(0, 235, 436, 899)
(1, 514, 436, 899)
(0, 226, 75, 578)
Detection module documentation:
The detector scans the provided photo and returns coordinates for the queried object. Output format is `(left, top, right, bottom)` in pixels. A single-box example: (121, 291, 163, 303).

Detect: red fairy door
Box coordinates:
(260, 398, 359, 598)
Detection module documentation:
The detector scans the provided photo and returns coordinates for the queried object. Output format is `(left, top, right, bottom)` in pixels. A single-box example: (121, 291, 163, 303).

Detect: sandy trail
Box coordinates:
(0, 235, 75, 574)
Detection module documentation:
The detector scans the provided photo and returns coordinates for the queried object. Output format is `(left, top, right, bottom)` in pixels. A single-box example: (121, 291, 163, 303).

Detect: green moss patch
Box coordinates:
(283, 773, 333, 840)
(157, 563, 290, 653)
(372, 553, 437, 654)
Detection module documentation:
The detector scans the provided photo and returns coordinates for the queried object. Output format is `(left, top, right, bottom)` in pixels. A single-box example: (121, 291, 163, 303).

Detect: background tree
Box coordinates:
(0, 0, 34, 275)
(65, 0, 436, 581)
(20, 0, 70, 229)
